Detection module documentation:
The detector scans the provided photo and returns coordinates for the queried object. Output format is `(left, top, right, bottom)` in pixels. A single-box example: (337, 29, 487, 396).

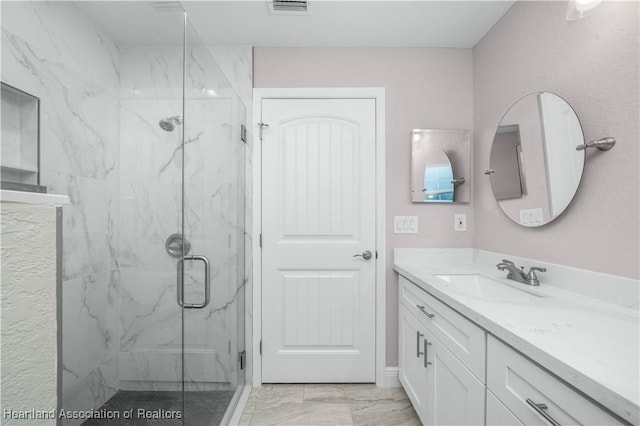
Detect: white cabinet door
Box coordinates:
(425, 328, 485, 426)
(399, 305, 428, 424)
(261, 98, 377, 382)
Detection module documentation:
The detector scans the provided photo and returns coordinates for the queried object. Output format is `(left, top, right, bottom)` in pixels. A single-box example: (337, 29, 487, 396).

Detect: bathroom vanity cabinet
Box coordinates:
(398, 274, 627, 426)
(399, 276, 485, 425)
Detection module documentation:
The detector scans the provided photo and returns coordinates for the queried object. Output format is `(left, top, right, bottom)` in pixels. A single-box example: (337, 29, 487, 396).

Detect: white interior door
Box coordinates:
(261, 98, 377, 382)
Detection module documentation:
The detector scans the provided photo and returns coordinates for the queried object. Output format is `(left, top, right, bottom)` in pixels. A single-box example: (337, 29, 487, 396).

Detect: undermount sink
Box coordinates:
(435, 274, 548, 301)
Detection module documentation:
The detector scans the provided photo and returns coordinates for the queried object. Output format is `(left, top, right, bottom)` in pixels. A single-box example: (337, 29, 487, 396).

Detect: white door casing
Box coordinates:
(260, 98, 377, 382)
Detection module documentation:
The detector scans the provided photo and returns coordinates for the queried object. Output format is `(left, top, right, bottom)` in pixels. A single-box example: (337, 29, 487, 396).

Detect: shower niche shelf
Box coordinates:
(1, 82, 45, 193)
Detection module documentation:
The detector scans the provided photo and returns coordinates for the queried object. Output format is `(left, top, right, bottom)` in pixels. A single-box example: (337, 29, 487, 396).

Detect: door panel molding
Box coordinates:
(252, 87, 386, 386)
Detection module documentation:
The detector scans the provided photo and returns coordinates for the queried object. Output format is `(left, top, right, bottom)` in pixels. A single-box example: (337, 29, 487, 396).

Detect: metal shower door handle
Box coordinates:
(177, 255, 211, 309)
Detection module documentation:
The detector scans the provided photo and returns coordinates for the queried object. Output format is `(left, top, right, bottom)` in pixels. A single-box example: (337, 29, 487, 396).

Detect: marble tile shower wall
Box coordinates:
(1, 1, 121, 421)
(2, 3, 252, 419)
(118, 47, 244, 392)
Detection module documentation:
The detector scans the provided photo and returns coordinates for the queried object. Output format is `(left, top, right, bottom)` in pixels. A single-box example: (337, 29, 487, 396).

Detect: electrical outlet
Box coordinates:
(454, 214, 466, 232)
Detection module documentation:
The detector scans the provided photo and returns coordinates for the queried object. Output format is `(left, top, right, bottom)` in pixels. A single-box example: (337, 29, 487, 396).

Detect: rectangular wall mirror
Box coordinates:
(411, 129, 471, 203)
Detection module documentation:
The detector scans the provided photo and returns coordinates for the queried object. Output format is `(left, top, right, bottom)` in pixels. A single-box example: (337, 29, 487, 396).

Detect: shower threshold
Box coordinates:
(81, 390, 233, 426)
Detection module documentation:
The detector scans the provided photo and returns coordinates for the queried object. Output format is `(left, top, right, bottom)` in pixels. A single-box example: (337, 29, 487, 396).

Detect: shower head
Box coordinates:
(159, 116, 183, 132)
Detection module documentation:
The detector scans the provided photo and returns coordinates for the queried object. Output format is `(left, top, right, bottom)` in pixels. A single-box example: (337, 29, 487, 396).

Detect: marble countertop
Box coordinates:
(394, 256, 640, 424)
(0, 189, 69, 205)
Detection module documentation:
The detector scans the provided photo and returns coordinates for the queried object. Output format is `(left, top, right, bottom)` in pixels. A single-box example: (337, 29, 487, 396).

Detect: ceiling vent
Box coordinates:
(270, 0, 309, 13)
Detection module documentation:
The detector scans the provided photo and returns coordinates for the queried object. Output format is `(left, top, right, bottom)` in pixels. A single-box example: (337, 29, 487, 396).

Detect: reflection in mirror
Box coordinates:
(489, 92, 585, 227)
(423, 149, 454, 202)
(491, 124, 525, 200)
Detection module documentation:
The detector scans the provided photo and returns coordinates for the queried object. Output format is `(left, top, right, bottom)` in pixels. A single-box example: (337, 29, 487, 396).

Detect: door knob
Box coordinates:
(353, 250, 373, 260)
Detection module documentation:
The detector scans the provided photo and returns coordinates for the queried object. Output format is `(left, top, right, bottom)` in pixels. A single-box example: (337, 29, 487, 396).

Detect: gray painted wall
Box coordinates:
(254, 3, 639, 367)
(254, 47, 474, 367)
(473, 1, 639, 279)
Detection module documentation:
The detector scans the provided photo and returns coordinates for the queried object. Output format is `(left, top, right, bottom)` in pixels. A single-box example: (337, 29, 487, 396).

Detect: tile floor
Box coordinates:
(238, 384, 420, 425)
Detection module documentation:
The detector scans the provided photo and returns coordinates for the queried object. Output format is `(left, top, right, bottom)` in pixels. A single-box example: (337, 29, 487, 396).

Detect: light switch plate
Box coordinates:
(394, 216, 418, 234)
(519, 208, 544, 226)
(454, 214, 466, 232)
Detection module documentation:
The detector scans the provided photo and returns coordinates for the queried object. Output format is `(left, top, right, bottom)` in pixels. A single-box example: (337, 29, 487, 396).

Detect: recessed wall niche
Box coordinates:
(1, 82, 44, 193)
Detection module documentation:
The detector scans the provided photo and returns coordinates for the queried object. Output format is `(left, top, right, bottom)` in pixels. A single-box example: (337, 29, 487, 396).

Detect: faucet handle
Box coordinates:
(501, 259, 515, 266)
(526, 266, 547, 285)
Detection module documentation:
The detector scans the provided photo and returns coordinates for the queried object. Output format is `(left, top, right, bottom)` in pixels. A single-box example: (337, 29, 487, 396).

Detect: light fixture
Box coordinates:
(566, 0, 603, 20)
(201, 87, 218, 97)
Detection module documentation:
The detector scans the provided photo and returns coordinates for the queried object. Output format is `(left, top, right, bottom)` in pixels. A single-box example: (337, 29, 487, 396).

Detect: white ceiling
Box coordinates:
(79, 1, 515, 48)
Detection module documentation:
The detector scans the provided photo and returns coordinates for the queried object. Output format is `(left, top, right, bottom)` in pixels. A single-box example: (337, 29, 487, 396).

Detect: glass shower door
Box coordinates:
(116, 5, 188, 422)
(179, 21, 246, 425)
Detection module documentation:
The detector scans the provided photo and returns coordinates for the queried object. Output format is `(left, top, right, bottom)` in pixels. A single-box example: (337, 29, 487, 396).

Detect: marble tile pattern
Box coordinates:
(393, 248, 640, 425)
(239, 384, 420, 426)
(2, 2, 121, 423)
(207, 46, 253, 109)
(206, 44, 254, 387)
(2, 2, 252, 421)
(117, 46, 246, 392)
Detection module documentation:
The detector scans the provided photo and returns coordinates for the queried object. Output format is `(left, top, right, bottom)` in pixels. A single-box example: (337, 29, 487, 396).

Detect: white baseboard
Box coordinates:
(384, 367, 401, 388)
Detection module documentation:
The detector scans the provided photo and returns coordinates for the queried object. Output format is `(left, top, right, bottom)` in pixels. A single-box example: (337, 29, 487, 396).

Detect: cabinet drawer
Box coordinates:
(487, 335, 623, 425)
(487, 389, 524, 425)
(399, 275, 485, 382)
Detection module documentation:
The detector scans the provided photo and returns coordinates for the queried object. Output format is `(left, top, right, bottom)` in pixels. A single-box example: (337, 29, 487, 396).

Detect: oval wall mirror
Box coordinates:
(488, 92, 585, 227)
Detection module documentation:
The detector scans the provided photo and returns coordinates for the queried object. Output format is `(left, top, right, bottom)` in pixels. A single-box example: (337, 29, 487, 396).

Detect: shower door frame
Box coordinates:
(251, 87, 387, 387)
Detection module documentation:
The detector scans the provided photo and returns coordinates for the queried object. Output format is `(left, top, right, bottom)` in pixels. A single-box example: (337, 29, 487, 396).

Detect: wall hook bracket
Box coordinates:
(576, 137, 615, 151)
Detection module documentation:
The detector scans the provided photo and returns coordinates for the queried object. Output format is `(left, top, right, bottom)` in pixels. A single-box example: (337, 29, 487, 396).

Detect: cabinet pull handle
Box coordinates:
(526, 398, 561, 426)
(423, 340, 432, 368)
(416, 331, 424, 357)
(416, 305, 435, 319)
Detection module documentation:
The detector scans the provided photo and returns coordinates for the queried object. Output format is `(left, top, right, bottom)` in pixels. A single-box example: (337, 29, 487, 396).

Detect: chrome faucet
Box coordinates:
(496, 259, 547, 286)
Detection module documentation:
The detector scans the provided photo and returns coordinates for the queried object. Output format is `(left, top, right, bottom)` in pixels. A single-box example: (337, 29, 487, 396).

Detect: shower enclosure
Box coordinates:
(1, 1, 247, 421)
(112, 8, 246, 425)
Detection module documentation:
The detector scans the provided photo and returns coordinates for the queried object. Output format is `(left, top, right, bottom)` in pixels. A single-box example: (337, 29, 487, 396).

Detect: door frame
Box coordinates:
(252, 87, 386, 387)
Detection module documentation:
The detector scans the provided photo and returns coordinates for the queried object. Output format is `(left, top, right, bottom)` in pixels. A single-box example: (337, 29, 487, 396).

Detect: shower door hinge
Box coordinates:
(259, 340, 262, 355)
(376, 250, 378, 259)
(259, 233, 262, 248)
(240, 124, 247, 143)
(239, 350, 246, 370)
(258, 122, 269, 140)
